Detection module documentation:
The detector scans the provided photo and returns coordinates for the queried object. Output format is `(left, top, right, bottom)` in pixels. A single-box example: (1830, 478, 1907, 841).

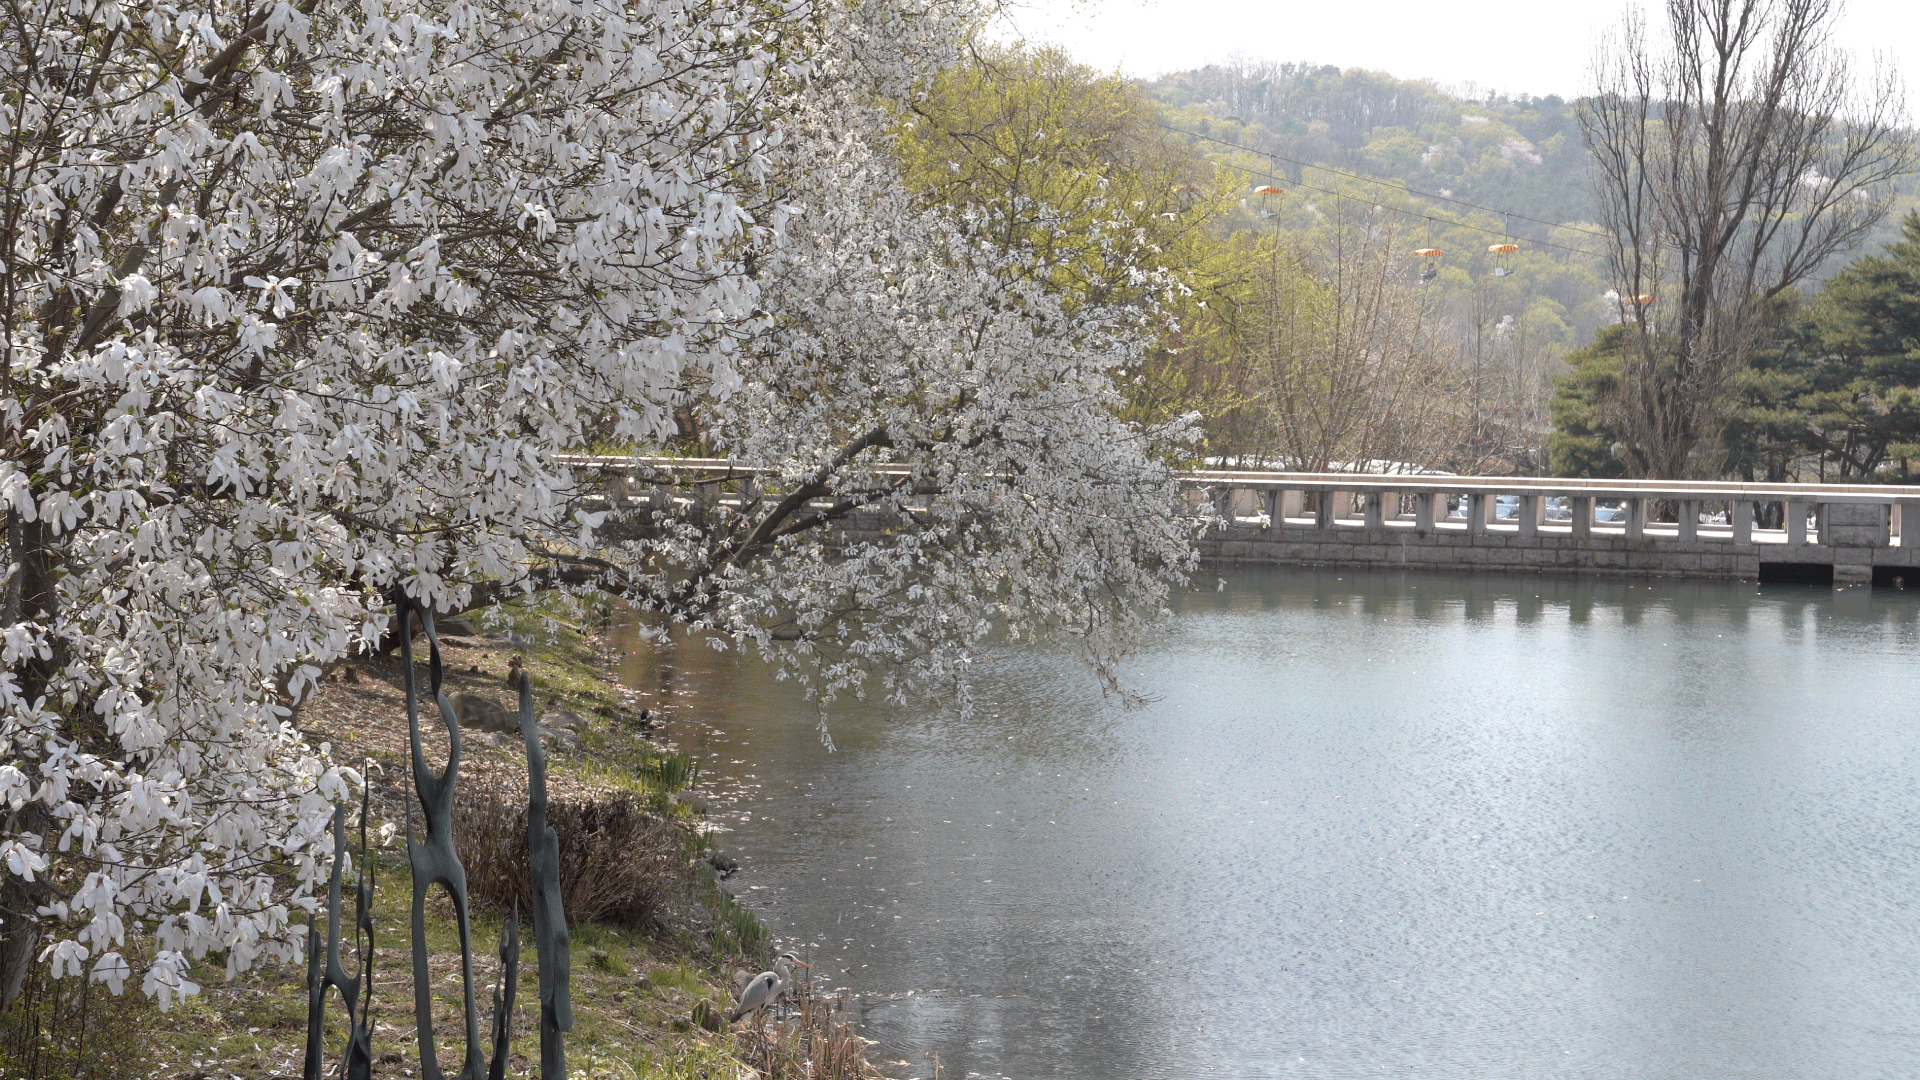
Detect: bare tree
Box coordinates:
(1244, 214, 1465, 472)
(1445, 280, 1570, 473)
(1580, 0, 1913, 478)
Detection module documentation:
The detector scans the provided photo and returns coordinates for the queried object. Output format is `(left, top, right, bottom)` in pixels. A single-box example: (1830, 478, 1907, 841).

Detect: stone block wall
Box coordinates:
(1199, 517, 1920, 582)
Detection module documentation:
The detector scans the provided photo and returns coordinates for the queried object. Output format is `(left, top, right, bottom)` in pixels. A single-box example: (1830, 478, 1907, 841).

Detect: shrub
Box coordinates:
(0, 956, 154, 1080)
(453, 795, 689, 929)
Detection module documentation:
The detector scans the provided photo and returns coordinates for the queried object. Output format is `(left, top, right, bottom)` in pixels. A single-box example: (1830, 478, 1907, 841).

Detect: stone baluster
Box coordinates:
(1824, 502, 1884, 585)
(1364, 491, 1385, 529)
(1263, 489, 1280, 531)
(1314, 490, 1333, 530)
(1678, 499, 1699, 542)
(1626, 497, 1646, 540)
(1468, 493, 1488, 536)
(1898, 498, 1920, 547)
(1518, 494, 1540, 537)
(1733, 500, 1754, 544)
(1787, 501, 1808, 545)
(1210, 486, 1232, 523)
(1415, 491, 1437, 531)
(1571, 496, 1592, 539)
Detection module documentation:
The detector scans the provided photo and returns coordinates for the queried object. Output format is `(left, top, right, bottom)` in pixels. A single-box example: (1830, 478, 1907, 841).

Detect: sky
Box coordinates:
(995, 0, 1920, 109)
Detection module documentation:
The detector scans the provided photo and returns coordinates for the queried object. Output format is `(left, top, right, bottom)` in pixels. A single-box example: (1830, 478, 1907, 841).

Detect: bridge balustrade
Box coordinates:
(1185, 471, 1920, 585)
(556, 456, 1920, 585)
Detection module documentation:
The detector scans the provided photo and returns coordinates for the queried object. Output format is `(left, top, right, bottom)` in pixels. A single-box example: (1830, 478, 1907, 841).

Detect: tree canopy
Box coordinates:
(0, 0, 1200, 1008)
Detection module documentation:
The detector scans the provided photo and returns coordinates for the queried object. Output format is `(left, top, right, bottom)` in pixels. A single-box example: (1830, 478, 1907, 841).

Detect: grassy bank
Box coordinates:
(0, 597, 875, 1080)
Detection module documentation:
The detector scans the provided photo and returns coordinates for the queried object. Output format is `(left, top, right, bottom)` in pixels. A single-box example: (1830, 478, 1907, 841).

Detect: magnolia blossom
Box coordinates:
(0, 0, 1197, 1005)
(1, 0, 789, 1001)
(587, 0, 1200, 737)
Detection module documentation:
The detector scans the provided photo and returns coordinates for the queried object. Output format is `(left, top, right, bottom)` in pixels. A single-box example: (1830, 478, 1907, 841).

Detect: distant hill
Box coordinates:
(1144, 61, 1593, 234)
(1143, 59, 1920, 289)
(1139, 59, 1920, 472)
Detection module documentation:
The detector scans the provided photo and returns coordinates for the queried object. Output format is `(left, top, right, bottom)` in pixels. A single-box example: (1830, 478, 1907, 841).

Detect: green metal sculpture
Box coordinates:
(398, 592, 486, 1080)
(304, 591, 570, 1078)
(488, 903, 520, 1080)
(302, 798, 374, 1080)
(519, 669, 573, 1077)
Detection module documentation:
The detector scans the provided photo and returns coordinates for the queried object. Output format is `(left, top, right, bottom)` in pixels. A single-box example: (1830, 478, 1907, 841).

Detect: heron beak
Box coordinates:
(793, 959, 812, 969)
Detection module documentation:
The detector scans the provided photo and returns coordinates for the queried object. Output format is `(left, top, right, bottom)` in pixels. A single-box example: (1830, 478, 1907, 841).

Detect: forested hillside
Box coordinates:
(1141, 60, 1920, 476)
(1140, 63, 1615, 469)
(1146, 62, 1592, 229)
(1145, 60, 1920, 273)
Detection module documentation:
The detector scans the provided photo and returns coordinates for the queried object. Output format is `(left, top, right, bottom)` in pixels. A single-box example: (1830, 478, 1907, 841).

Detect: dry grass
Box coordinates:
(733, 986, 877, 1080)
(0, 960, 156, 1080)
(454, 793, 693, 930)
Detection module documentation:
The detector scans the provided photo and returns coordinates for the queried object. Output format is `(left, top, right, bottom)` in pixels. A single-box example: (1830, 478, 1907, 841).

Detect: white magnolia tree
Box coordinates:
(0, 0, 789, 1005)
(566, 0, 1199, 730)
(0, 0, 1196, 1009)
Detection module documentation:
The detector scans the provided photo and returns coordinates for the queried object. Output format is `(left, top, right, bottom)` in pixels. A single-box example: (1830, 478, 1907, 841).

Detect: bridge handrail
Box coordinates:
(557, 456, 1920, 505)
(1182, 471, 1920, 505)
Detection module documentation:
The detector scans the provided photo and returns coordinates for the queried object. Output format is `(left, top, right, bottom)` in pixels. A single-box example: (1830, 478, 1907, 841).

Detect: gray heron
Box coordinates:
(728, 952, 811, 1024)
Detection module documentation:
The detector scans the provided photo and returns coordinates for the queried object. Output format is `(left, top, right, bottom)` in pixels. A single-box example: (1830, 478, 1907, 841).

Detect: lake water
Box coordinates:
(615, 569, 1920, 1080)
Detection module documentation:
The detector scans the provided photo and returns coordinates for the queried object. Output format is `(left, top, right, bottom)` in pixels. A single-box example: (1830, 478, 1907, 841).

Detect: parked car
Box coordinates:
(1594, 501, 1627, 523)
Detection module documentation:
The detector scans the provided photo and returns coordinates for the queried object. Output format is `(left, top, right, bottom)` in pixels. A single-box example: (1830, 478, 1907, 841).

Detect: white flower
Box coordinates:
(242, 275, 303, 319)
(91, 951, 131, 995)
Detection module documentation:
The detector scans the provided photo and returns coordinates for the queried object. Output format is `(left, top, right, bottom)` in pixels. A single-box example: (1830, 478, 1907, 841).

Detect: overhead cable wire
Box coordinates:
(1161, 122, 1617, 255)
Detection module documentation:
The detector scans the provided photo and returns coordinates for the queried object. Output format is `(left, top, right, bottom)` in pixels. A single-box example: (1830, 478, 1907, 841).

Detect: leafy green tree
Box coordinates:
(893, 44, 1260, 444)
(1720, 339, 1815, 484)
(1548, 325, 1630, 478)
(1790, 212, 1920, 480)
(1361, 128, 1427, 175)
(1580, 0, 1912, 478)
(1235, 212, 1466, 471)
(1595, 214, 1920, 486)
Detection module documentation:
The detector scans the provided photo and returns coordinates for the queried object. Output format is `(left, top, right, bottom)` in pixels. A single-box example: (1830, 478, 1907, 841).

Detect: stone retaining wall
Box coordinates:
(1200, 503, 1917, 584)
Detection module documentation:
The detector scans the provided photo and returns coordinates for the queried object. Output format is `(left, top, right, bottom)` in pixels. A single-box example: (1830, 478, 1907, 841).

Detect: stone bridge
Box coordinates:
(1188, 471, 1920, 586)
(557, 456, 1920, 587)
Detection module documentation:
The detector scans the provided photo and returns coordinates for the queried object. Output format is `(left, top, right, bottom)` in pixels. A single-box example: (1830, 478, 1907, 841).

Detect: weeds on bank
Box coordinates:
(708, 880, 771, 961)
(0, 955, 159, 1080)
(117, 853, 771, 1080)
(0, 593, 880, 1080)
(743, 988, 875, 1080)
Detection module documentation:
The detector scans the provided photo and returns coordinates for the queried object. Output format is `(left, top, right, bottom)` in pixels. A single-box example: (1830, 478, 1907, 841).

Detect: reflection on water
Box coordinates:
(613, 570, 1920, 1080)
